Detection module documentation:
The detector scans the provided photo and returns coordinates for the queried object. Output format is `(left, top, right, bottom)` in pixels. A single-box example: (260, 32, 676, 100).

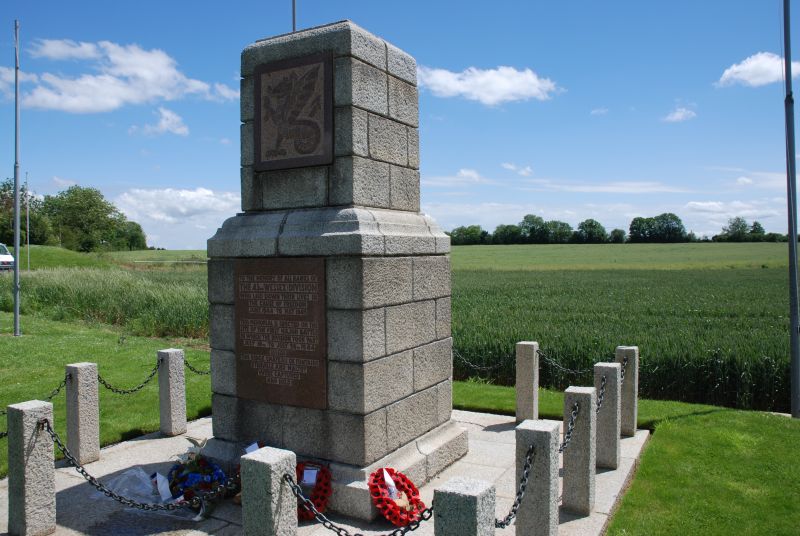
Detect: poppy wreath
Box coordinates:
(368, 468, 426, 527)
(167, 455, 227, 503)
(295, 462, 332, 520)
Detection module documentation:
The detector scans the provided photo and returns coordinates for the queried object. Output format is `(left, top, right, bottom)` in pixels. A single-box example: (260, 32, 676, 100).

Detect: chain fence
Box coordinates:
(97, 360, 161, 395)
(558, 401, 580, 453)
(39, 418, 239, 513)
(494, 443, 534, 528)
(595, 375, 607, 414)
(0, 372, 70, 440)
(184, 360, 211, 376)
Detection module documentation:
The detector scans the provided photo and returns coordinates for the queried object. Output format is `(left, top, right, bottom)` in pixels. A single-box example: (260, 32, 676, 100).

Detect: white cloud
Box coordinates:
(116, 187, 239, 224)
(135, 107, 189, 136)
(663, 106, 696, 123)
(417, 65, 558, 106)
(501, 162, 533, 176)
(0, 66, 39, 98)
(422, 168, 498, 187)
(522, 178, 688, 194)
(20, 39, 236, 113)
(219, 137, 231, 145)
(51, 176, 77, 188)
(717, 52, 800, 87)
(685, 199, 782, 222)
(590, 107, 609, 116)
(736, 176, 753, 185)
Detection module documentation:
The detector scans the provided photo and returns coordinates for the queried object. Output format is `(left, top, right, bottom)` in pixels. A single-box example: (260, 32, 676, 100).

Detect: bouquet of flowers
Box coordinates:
(167, 455, 227, 501)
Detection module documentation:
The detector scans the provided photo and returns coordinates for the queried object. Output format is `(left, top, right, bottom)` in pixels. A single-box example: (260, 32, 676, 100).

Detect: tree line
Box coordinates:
(449, 213, 788, 245)
(0, 179, 148, 252)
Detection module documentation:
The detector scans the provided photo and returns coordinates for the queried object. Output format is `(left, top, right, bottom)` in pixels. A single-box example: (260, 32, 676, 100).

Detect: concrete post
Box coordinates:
(158, 349, 187, 436)
(65, 362, 100, 464)
(562, 386, 596, 516)
(7, 400, 56, 536)
(433, 477, 495, 536)
(594, 362, 621, 469)
(515, 419, 560, 536)
(615, 346, 639, 437)
(515, 341, 539, 422)
(241, 446, 297, 536)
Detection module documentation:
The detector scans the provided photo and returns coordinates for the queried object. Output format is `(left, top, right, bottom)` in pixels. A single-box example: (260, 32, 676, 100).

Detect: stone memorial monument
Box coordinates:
(205, 20, 467, 520)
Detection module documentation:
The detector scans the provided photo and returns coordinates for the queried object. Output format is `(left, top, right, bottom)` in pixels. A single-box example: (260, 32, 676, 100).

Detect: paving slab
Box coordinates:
(1, 412, 648, 536)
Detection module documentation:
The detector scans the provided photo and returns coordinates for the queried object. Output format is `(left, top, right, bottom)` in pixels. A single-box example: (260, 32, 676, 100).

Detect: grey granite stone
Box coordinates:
(242, 20, 387, 76)
(240, 447, 296, 536)
(615, 346, 639, 437)
(595, 363, 621, 470)
(562, 386, 596, 516)
(211, 393, 239, 441)
(326, 256, 413, 309)
(259, 166, 328, 209)
(241, 122, 253, 167)
(208, 212, 284, 258)
(208, 258, 235, 305)
(385, 300, 437, 354)
(515, 341, 539, 422)
(7, 400, 55, 536)
(435, 379, 453, 424)
(211, 349, 236, 397)
(334, 106, 369, 158)
(65, 362, 99, 465)
(413, 338, 452, 391)
(420, 420, 468, 478)
(209, 304, 235, 351)
(374, 209, 438, 255)
(327, 308, 386, 362)
(368, 113, 408, 166)
(390, 165, 420, 211)
(515, 419, 560, 536)
(387, 42, 417, 85)
(328, 350, 413, 413)
(158, 348, 187, 436)
(330, 156, 391, 208)
(334, 57, 388, 115)
(278, 207, 384, 256)
(436, 297, 452, 339)
(386, 386, 439, 451)
(241, 166, 261, 212)
(241, 76, 254, 123)
(388, 76, 419, 127)
(434, 478, 495, 536)
(413, 256, 450, 300)
(408, 127, 420, 169)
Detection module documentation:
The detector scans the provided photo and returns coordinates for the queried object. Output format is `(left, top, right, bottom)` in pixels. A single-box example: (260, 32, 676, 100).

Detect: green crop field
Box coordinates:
(0, 242, 791, 410)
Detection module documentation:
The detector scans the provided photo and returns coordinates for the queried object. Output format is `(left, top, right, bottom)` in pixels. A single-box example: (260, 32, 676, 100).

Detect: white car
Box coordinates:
(0, 243, 14, 272)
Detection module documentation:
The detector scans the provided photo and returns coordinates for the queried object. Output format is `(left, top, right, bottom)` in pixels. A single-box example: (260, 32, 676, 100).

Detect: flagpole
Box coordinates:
(783, 0, 799, 418)
(13, 20, 21, 336)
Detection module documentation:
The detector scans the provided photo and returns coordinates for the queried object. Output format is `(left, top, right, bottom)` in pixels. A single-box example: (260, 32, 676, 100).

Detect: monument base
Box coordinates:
(203, 420, 468, 521)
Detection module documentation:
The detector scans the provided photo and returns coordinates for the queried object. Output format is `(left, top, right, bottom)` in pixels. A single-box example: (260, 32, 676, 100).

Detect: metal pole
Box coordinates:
(25, 171, 29, 271)
(292, 0, 296, 32)
(13, 20, 21, 336)
(783, 0, 799, 418)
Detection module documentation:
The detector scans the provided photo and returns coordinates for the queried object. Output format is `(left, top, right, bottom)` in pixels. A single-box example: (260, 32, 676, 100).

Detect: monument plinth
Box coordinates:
(206, 20, 467, 520)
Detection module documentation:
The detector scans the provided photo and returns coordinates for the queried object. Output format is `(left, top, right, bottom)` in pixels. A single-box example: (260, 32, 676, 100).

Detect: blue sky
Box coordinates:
(0, 0, 797, 248)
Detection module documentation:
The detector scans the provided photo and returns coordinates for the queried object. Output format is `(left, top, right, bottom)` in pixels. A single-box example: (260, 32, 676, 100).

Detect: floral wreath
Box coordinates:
(295, 462, 332, 520)
(167, 455, 227, 503)
(368, 468, 426, 527)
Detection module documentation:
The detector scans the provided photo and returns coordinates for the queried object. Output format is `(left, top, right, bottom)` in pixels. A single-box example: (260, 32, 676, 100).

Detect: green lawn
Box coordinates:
(11, 245, 112, 270)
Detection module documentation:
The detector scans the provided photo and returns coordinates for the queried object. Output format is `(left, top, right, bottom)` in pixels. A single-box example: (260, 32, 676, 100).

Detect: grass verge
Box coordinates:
(454, 381, 800, 535)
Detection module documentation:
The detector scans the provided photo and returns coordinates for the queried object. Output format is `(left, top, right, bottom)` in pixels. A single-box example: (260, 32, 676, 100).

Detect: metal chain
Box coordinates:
(620, 355, 628, 384)
(0, 373, 69, 440)
(453, 348, 505, 373)
(558, 402, 580, 453)
(495, 443, 535, 528)
(39, 418, 239, 511)
(98, 360, 160, 395)
(596, 375, 607, 414)
(537, 349, 592, 376)
(184, 360, 211, 376)
(284, 474, 433, 536)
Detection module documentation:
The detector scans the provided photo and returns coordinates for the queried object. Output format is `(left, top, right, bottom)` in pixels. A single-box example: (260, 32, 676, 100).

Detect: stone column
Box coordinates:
(240, 446, 297, 536)
(594, 362, 621, 469)
(7, 400, 56, 536)
(515, 419, 560, 536)
(615, 346, 639, 437)
(433, 478, 495, 536)
(158, 349, 186, 436)
(65, 362, 100, 464)
(562, 386, 596, 516)
(515, 341, 539, 422)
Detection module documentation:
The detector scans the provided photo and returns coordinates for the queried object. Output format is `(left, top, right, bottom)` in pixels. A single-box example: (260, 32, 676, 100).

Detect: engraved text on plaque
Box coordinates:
(235, 258, 327, 409)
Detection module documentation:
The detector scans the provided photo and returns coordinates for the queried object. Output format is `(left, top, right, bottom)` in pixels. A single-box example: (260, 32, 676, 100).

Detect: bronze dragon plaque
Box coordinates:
(253, 52, 333, 171)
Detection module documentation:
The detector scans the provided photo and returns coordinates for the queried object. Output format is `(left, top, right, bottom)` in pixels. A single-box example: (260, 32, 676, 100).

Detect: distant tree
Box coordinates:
(518, 214, 548, 243)
(749, 221, 765, 241)
(652, 213, 687, 242)
(628, 217, 655, 243)
(764, 232, 787, 242)
(609, 228, 626, 243)
(575, 219, 608, 243)
(546, 220, 573, 244)
(112, 220, 148, 251)
(722, 217, 750, 242)
(493, 224, 523, 244)
(0, 178, 55, 246)
(450, 225, 487, 245)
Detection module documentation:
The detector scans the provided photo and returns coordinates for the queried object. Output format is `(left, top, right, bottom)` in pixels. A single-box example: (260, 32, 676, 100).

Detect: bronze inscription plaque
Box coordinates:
(235, 258, 327, 409)
(254, 52, 333, 171)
